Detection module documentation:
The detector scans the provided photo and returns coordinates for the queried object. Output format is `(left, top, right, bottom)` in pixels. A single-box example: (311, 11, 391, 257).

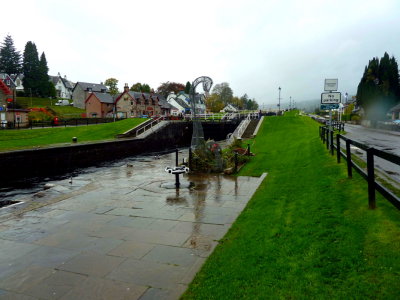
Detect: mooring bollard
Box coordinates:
(234, 152, 238, 173)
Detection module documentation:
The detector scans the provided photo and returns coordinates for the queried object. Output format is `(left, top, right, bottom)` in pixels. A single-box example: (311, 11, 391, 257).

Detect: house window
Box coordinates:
(87, 88, 92, 92)
(6, 79, 10, 86)
(130, 101, 134, 105)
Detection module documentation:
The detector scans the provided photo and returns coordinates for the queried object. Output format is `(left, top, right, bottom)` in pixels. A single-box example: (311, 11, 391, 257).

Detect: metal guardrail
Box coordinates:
(320, 125, 400, 210)
(133, 116, 163, 137)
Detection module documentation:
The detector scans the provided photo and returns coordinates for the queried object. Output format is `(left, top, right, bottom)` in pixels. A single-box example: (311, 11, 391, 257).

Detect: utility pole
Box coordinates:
(289, 96, 292, 110)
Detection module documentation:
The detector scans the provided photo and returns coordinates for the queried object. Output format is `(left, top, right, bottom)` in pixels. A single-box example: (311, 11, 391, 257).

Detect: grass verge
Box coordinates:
(0, 118, 146, 152)
(182, 111, 400, 299)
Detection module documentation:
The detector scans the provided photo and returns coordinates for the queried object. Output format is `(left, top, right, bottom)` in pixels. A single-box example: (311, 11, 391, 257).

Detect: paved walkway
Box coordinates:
(0, 151, 265, 299)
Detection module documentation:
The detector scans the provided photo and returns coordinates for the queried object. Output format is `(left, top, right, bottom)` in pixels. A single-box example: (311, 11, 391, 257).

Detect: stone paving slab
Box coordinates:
(0, 151, 266, 299)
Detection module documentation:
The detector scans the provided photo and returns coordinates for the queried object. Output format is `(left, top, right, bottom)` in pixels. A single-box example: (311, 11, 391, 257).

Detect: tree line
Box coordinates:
(0, 35, 55, 97)
(356, 52, 400, 120)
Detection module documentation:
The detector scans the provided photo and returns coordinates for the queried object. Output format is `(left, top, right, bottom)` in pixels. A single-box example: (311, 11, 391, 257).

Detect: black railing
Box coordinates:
(320, 125, 400, 210)
(1, 118, 125, 129)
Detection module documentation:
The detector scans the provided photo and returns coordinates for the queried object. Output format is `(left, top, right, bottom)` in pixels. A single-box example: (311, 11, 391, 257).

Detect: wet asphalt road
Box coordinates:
(343, 124, 400, 185)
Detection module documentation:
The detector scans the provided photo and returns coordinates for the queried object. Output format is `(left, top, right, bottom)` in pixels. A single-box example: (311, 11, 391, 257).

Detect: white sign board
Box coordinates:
(324, 79, 338, 91)
(321, 92, 341, 104)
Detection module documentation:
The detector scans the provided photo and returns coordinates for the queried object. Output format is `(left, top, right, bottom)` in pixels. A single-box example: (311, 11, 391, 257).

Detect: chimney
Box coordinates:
(124, 83, 129, 93)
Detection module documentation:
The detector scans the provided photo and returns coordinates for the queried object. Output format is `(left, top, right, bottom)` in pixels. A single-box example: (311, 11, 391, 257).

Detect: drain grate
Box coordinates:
(0, 200, 21, 208)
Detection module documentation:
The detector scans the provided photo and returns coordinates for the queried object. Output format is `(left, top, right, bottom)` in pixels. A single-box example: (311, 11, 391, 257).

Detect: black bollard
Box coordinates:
(175, 148, 180, 188)
(234, 152, 238, 173)
(189, 147, 192, 170)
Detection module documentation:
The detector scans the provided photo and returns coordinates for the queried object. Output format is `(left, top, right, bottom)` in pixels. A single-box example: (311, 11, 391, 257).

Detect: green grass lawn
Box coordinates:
(182, 111, 400, 299)
(0, 118, 146, 152)
(16, 97, 58, 108)
(48, 106, 86, 118)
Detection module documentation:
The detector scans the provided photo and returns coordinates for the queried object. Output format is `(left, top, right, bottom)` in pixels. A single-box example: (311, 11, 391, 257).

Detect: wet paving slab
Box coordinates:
(0, 150, 266, 299)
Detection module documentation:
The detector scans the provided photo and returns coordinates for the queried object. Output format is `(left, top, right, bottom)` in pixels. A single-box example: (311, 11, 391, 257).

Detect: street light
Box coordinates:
(278, 87, 281, 115)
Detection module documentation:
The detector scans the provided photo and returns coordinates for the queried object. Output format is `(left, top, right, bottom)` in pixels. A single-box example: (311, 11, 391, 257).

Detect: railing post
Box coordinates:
(346, 140, 352, 178)
(322, 127, 325, 143)
(367, 148, 376, 209)
(326, 129, 329, 150)
(336, 134, 341, 163)
(330, 130, 334, 155)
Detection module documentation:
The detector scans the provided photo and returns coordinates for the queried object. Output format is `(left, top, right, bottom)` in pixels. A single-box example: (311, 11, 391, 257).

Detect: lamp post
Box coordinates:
(278, 86, 281, 115)
(289, 96, 292, 110)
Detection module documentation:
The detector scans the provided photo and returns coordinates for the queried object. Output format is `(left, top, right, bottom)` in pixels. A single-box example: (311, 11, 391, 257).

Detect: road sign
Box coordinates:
(324, 79, 338, 91)
(320, 104, 339, 110)
(321, 92, 341, 104)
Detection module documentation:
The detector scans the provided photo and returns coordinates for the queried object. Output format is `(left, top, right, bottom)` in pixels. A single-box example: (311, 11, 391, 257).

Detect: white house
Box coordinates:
(49, 73, 74, 99)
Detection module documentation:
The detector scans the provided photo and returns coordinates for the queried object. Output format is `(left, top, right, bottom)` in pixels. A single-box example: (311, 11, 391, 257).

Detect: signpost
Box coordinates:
(322, 79, 341, 149)
(324, 79, 338, 91)
(321, 92, 341, 104)
(320, 104, 339, 110)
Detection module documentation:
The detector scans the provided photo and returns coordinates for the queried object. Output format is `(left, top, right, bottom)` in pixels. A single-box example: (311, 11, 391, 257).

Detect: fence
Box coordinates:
(2, 118, 124, 130)
(319, 125, 400, 210)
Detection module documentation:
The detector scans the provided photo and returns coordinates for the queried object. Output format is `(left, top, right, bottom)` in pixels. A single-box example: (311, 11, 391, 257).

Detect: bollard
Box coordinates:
(234, 152, 238, 173)
(72, 137, 78, 143)
(189, 147, 192, 170)
(175, 148, 180, 188)
(247, 144, 250, 156)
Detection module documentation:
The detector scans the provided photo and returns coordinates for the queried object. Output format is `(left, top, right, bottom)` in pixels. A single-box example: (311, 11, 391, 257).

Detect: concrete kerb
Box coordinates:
(252, 116, 264, 138)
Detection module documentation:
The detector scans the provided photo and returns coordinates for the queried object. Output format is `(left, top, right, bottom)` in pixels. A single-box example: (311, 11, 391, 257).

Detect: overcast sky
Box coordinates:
(2, 0, 400, 107)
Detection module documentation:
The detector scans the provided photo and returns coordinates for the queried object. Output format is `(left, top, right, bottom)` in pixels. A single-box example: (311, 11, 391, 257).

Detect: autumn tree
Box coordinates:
(105, 78, 119, 95)
(0, 35, 21, 75)
(156, 81, 185, 97)
(205, 93, 224, 112)
(212, 82, 233, 105)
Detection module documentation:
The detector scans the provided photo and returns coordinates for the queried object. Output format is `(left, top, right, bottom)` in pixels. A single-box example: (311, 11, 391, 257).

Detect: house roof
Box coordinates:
(49, 75, 61, 86)
(86, 92, 114, 104)
(74, 82, 108, 92)
(0, 73, 16, 88)
(128, 91, 143, 99)
(390, 103, 400, 112)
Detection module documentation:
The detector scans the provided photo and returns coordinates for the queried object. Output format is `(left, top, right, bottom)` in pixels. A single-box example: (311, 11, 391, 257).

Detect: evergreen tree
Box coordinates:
(357, 53, 400, 120)
(38, 52, 52, 97)
(184, 81, 191, 94)
(0, 35, 21, 75)
(23, 41, 40, 96)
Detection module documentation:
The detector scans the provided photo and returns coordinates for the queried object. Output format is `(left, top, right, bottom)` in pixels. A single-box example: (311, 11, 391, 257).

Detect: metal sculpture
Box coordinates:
(190, 76, 213, 150)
